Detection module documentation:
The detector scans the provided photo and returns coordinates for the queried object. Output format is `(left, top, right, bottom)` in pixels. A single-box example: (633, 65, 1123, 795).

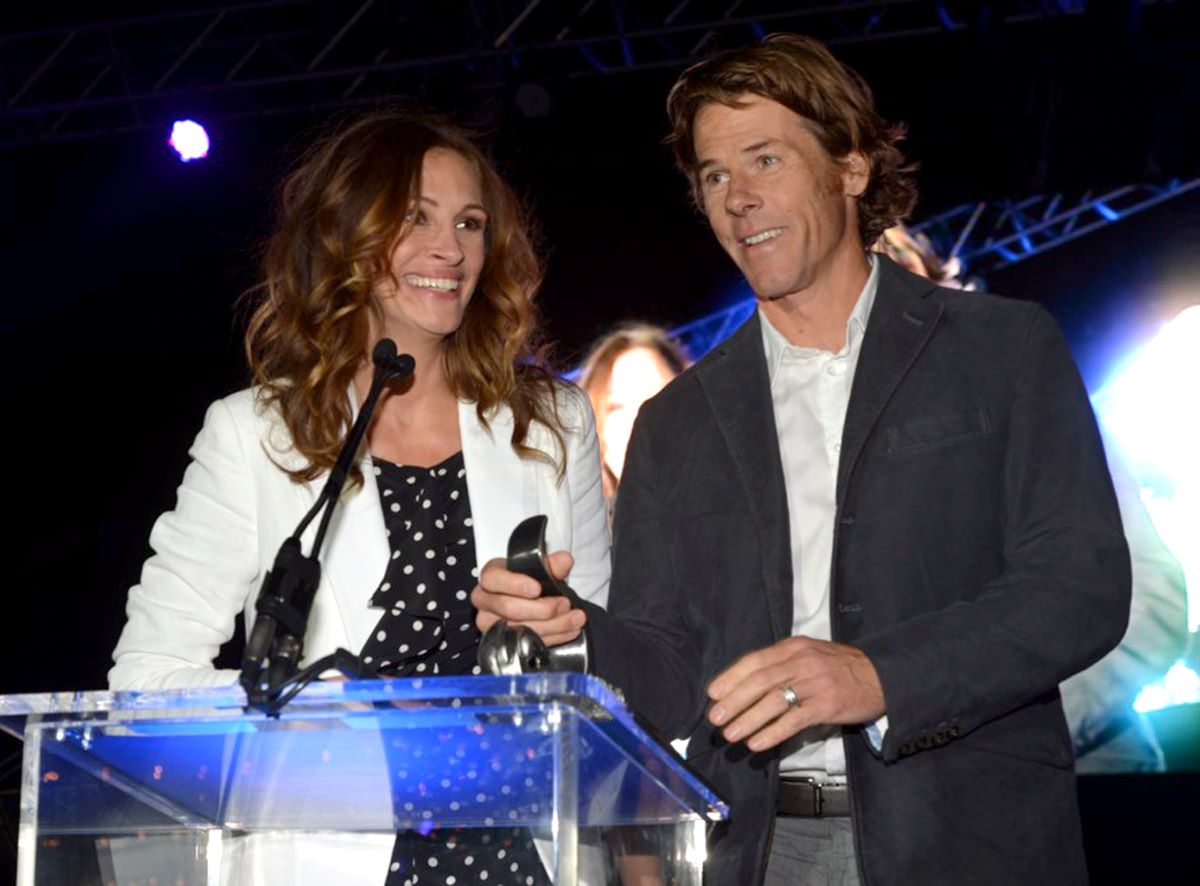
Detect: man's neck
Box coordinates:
(758, 251, 871, 351)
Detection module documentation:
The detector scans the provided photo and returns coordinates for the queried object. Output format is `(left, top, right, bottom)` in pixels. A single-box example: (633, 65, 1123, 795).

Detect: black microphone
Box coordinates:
(240, 338, 415, 709)
(372, 337, 416, 381)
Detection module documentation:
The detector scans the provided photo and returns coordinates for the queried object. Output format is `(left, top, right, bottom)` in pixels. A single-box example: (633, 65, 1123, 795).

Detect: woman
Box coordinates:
(110, 110, 610, 884)
(578, 323, 690, 516)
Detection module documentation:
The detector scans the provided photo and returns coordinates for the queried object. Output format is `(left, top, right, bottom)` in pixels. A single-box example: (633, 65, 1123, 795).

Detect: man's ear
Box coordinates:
(841, 150, 870, 198)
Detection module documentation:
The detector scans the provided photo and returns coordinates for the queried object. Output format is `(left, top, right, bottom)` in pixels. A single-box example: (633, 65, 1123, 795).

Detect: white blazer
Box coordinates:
(109, 384, 611, 690)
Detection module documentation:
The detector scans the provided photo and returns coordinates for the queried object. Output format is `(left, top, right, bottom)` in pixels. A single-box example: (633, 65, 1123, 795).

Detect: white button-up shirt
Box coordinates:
(759, 254, 880, 778)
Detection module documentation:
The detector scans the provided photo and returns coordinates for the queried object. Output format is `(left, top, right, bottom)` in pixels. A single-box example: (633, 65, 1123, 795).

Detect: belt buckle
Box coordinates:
(795, 776, 825, 816)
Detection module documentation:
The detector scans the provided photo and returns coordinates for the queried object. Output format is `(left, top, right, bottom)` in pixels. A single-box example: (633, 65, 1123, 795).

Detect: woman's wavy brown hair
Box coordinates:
(665, 33, 917, 247)
(244, 109, 563, 485)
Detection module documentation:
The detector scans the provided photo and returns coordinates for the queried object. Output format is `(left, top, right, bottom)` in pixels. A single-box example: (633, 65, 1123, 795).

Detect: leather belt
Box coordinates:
(777, 777, 851, 817)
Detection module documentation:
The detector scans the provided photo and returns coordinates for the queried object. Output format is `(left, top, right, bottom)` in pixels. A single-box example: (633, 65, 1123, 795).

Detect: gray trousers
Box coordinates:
(764, 816, 861, 885)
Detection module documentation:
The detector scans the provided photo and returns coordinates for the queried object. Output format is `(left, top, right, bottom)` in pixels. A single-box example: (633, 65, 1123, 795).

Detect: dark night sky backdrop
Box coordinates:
(1, 2, 1198, 698)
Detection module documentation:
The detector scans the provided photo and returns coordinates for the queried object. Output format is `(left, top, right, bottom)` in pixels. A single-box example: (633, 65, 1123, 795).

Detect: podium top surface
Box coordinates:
(1, 673, 728, 832)
(0, 672, 636, 724)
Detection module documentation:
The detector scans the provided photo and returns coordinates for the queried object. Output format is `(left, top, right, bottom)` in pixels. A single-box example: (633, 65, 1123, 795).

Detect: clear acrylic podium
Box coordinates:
(0, 673, 727, 885)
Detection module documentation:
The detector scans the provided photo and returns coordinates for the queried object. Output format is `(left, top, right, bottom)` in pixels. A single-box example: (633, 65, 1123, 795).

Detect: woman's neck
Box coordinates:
(355, 337, 463, 468)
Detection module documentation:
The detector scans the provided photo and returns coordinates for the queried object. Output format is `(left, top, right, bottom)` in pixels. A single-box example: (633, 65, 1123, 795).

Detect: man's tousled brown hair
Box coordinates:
(666, 33, 917, 246)
(244, 109, 563, 485)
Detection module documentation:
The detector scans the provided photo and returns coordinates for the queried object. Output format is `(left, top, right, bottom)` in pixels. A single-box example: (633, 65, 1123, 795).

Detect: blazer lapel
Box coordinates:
(837, 258, 943, 504)
(458, 400, 532, 566)
(316, 456, 391, 653)
(696, 313, 794, 643)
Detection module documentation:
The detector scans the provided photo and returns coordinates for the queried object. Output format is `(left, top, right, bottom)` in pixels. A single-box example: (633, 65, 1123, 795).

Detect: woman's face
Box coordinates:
(601, 346, 679, 483)
(374, 147, 488, 347)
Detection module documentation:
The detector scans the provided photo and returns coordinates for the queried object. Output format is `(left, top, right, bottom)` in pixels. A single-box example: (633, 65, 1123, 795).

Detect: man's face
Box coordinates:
(692, 95, 867, 304)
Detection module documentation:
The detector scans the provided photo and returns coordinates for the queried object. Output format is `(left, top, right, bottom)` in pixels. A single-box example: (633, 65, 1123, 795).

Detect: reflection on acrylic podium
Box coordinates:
(0, 673, 727, 885)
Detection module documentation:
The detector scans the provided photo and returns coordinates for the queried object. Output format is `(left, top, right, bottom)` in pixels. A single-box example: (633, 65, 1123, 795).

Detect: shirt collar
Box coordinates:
(759, 253, 880, 382)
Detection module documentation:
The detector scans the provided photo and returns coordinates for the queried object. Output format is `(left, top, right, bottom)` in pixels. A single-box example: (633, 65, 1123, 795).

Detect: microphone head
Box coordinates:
(372, 338, 398, 365)
(371, 338, 415, 382)
(389, 353, 416, 380)
(371, 339, 415, 381)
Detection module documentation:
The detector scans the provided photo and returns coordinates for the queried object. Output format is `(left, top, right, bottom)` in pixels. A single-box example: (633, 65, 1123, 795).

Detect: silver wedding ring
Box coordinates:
(781, 684, 798, 709)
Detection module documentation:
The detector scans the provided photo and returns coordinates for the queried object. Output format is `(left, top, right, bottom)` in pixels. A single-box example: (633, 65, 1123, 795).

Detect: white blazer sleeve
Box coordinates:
(109, 397, 260, 690)
(557, 385, 611, 609)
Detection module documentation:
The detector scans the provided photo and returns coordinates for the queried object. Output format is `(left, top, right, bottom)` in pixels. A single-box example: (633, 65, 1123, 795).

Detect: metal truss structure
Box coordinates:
(669, 293, 759, 363)
(913, 179, 1200, 277)
(667, 177, 1200, 360)
(4, 0, 1191, 358)
(2, 0, 1108, 147)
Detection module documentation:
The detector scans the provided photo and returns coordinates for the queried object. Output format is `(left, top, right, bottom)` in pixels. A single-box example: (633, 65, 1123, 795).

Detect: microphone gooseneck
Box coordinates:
(240, 338, 415, 712)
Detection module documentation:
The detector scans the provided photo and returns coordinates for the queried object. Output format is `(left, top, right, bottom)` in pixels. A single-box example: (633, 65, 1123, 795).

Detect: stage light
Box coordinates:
(1093, 304, 1200, 716)
(1093, 305, 1200, 633)
(168, 119, 210, 162)
(1134, 662, 1200, 713)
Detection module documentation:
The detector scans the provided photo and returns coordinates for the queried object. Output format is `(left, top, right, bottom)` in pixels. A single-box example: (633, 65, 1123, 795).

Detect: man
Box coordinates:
(474, 34, 1130, 884)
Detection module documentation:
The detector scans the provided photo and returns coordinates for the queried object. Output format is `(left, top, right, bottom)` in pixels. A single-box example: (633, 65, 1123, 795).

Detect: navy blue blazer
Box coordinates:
(585, 257, 1131, 885)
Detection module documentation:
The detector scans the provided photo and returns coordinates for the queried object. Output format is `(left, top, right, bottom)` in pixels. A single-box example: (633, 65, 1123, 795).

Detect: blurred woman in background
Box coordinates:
(578, 323, 690, 520)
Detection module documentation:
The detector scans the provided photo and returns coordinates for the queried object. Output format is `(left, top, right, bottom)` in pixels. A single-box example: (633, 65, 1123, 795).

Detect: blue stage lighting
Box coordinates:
(168, 119, 211, 162)
(1134, 661, 1200, 713)
(1093, 305, 1200, 714)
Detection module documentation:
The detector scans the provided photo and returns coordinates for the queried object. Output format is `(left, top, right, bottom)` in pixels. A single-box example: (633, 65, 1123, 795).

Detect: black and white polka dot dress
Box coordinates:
(362, 452, 550, 886)
(362, 452, 481, 679)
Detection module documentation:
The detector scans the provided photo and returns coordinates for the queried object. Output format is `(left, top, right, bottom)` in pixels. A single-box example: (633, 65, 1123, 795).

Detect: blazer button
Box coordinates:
(932, 732, 947, 746)
(947, 725, 961, 738)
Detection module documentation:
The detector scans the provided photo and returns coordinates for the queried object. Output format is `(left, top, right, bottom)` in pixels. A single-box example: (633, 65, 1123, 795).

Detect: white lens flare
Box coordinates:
(168, 119, 211, 162)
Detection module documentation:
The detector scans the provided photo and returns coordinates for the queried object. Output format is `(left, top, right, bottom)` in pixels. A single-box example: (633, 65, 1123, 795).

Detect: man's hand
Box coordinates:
(706, 636, 886, 752)
(470, 551, 587, 647)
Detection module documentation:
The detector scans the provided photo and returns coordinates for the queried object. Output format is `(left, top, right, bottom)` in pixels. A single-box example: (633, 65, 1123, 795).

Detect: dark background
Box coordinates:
(1, 2, 1198, 882)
